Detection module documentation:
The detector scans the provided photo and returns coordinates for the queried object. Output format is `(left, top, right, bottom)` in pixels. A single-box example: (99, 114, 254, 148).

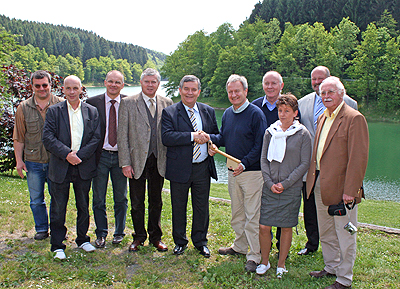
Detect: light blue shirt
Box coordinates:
(262, 95, 278, 111)
(183, 103, 208, 163)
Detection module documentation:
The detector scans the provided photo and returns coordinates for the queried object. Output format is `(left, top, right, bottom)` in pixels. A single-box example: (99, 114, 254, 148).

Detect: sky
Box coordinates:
(1, 0, 258, 55)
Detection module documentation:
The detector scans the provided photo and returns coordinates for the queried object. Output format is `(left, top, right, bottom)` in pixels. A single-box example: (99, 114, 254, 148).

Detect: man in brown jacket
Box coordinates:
(13, 70, 63, 240)
(306, 76, 369, 289)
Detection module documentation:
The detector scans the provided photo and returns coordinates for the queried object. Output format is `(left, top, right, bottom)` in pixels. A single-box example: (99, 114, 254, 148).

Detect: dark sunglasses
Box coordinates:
(34, 84, 49, 89)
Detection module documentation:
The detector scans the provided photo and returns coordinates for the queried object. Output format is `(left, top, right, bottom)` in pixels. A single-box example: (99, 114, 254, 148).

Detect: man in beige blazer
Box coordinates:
(306, 76, 369, 289)
(118, 68, 173, 252)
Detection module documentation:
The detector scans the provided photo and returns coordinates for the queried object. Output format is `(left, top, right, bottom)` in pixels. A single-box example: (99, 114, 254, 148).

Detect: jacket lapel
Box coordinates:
(177, 101, 193, 130)
(322, 104, 345, 157)
(60, 101, 71, 137)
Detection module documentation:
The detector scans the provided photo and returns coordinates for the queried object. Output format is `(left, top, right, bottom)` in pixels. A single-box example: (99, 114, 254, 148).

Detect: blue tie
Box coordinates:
(314, 96, 325, 130)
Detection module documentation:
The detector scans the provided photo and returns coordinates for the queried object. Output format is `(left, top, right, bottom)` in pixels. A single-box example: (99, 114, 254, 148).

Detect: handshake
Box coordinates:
(193, 131, 210, 144)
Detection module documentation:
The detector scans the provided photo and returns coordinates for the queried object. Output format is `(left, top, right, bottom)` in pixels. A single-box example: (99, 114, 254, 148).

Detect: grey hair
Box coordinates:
(226, 74, 248, 91)
(320, 76, 346, 95)
(311, 66, 330, 78)
(262, 71, 283, 85)
(140, 68, 161, 82)
(31, 70, 52, 84)
(106, 70, 125, 83)
(179, 75, 201, 90)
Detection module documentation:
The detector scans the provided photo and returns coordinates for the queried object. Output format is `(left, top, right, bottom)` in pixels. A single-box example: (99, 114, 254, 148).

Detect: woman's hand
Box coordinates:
(271, 183, 284, 194)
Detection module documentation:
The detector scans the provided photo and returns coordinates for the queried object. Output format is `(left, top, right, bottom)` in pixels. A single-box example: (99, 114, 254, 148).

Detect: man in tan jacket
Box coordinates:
(306, 76, 369, 289)
(118, 68, 173, 252)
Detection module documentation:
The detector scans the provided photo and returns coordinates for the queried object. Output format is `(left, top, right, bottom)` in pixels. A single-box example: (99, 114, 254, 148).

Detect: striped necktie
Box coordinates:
(314, 96, 325, 130)
(188, 108, 201, 160)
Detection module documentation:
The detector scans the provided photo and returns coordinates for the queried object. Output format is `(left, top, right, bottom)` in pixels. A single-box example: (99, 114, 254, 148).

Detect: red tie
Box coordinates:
(108, 100, 117, 147)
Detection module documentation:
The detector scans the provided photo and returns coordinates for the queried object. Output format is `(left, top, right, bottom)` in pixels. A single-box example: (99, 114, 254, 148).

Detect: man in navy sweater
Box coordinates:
(210, 74, 267, 272)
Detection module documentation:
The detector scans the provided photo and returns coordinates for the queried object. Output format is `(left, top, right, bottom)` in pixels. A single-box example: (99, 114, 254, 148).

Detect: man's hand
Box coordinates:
(193, 131, 210, 144)
(66, 151, 82, 166)
(343, 193, 355, 204)
(208, 143, 217, 157)
(16, 160, 27, 179)
(122, 165, 134, 179)
(232, 163, 244, 177)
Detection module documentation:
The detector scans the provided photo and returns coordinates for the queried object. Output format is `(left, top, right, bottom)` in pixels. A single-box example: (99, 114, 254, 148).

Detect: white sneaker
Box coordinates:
(276, 267, 288, 278)
(79, 242, 96, 252)
(256, 262, 271, 275)
(54, 249, 66, 260)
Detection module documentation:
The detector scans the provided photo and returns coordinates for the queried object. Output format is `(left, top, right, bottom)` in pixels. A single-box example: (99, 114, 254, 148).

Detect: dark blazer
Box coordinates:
(42, 100, 101, 183)
(86, 93, 126, 164)
(161, 101, 219, 183)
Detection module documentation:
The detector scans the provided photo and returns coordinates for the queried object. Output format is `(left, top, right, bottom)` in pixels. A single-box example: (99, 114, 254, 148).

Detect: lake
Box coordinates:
(87, 85, 400, 202)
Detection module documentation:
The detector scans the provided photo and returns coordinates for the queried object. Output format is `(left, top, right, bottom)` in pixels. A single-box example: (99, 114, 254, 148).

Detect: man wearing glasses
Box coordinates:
(13, 70, 63, 240)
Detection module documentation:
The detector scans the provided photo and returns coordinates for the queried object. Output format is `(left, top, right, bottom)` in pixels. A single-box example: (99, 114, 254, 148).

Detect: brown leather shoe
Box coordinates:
(151, 240, 168, 252)
(309, 269, 336, 278)
(128, 240, 143, 252)
(324, 281, 351, 288)
(218, 247, 243, 255)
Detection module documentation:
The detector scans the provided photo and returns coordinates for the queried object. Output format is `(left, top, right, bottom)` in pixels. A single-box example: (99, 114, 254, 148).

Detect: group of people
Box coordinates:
(13, 65, 369, 289)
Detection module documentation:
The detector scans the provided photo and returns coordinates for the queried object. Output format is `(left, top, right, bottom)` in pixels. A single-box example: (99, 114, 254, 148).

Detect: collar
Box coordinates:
(183, 102, 199, 113)
(105, 93, 121, 104)
(233, 99, 249, 113)
(67, 99, 82, 112)
(262, 95, 278, 111)
(142, 92, 156, 103)
(324, 101, 344, 119)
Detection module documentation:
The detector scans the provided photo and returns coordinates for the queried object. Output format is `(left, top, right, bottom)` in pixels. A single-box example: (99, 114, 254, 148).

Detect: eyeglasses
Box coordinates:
(320, 90, 337, 96)
(34, 84, 49, 89)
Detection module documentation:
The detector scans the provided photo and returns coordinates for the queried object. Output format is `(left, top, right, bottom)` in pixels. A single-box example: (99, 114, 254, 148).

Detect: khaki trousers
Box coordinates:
(228, 170, 262, 263)
(314, 176, 357, 287)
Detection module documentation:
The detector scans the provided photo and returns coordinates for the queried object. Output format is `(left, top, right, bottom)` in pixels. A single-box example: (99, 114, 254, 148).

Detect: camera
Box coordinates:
(344, 222, 357, 235)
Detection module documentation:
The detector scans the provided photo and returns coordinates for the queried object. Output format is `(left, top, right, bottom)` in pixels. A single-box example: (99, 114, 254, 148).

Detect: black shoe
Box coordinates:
(173, 244, 187, 255)
(34, 231, 49, 240)
(112, 235, 124, 244)
(245, 260, 258, 272)
(196, 245, 210, 258)
(95, 237, 106, 248)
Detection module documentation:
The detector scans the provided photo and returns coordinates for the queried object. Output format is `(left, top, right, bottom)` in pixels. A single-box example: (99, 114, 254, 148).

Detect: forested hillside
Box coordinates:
(0, 15, 165, 65)
(248, 0, 400, 31)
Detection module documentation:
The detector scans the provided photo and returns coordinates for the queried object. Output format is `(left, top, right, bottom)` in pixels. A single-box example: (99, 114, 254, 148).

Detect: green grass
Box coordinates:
(0, 174, 399, 288)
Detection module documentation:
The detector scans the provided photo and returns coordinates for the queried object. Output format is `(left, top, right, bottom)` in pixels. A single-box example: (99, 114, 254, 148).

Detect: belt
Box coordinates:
(102, 149, 118, 154)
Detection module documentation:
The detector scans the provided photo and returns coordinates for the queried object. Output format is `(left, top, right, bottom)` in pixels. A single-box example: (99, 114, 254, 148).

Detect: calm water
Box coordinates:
(87, 85, 400, 202)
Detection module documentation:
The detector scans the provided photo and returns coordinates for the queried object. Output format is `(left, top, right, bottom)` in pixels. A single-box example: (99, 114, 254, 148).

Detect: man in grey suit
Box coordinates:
(86, 70, 128, 248)
(297, 66, 357, 256)
(118, 68, 173, 252)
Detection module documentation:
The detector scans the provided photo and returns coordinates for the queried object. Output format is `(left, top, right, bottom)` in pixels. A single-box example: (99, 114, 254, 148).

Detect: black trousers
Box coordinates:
(302, 181, 319, 251)
(170, 159, 210, 248)
(128, 154, 164, 243)
(50, 165, 91, 251)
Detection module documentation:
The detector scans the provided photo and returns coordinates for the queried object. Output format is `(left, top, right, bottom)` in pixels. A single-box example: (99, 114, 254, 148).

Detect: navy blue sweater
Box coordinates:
(211, 104, 267, 171)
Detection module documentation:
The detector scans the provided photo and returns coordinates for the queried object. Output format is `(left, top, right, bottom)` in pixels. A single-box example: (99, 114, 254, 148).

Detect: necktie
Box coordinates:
(314, 96, 324, 130)
(188, 108, 201, 160)
(109, 99, 117, 147)
(149, 98, 155, 117)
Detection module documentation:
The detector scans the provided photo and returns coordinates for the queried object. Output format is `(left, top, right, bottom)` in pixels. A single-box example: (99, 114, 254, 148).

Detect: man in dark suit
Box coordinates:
(43, 75, 101, 260)
(161, 75, 219, 258)
(297, 66, 358, 256)
(306, 76, 368, 289)
(118, 68, 173, 252)
(86, 70, 128, 248)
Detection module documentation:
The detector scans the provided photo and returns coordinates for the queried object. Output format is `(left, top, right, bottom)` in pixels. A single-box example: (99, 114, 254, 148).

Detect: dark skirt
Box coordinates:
(259, 183, 302, 228)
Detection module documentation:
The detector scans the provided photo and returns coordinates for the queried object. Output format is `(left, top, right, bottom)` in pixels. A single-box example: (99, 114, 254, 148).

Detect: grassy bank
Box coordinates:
(0, 174, 399, 288)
